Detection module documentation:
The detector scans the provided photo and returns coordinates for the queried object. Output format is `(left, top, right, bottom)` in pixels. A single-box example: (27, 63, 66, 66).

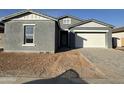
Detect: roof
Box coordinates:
(1, 9, 57, 22)
(68, 19, 114, 29)
(58, 15, 83, 22)
(112, 27, 124, 33)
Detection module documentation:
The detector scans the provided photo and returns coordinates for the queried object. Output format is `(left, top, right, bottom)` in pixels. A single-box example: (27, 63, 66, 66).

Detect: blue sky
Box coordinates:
(0, 9, 124, 27)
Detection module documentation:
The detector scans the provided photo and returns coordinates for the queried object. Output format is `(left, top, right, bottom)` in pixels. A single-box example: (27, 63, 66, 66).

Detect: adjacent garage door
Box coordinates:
(75, 33, 106, 48)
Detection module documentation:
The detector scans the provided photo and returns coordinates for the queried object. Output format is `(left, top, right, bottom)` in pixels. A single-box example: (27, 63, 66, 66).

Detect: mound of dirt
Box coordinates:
(0, 50, 105, 79)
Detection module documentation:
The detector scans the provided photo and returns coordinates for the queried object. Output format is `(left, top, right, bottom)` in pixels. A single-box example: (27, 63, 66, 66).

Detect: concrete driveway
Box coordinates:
(79, 48, 124, 83)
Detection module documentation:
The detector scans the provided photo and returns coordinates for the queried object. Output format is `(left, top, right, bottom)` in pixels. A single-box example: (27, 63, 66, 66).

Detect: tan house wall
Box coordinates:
(112, 32, 124, 47)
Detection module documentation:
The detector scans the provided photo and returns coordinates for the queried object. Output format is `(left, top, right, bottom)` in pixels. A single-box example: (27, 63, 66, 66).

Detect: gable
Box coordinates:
(58, 16, 82, 30)
(59, 16, 82, 24)
(77, 21, 107, 27)
(1, 10, 57, 22)
(60, 17, 79, 22)
(61, 17, 74, 20)
(59, 16, 82, 21)
(59, 16, 82, 26)
(12, 13, 50, 20)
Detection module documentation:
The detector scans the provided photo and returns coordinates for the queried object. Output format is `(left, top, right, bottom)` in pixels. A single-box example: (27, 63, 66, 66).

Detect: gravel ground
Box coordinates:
(80, 48, 124, 79)
(0, 50, 105, 82)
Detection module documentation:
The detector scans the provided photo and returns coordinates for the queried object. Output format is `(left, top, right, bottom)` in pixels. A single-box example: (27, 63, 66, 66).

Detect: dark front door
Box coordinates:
(60, 31, 68, 47)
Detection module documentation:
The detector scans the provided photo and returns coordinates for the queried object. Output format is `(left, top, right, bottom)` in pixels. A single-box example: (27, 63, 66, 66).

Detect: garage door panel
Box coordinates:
(75, 33, 106, 48)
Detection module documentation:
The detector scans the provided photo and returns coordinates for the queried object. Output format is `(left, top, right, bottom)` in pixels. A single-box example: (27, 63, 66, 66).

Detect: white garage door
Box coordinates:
(75, 33, 106, 48)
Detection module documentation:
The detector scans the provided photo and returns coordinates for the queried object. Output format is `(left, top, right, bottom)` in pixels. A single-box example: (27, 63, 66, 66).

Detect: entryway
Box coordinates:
(60, 31, 68, 48)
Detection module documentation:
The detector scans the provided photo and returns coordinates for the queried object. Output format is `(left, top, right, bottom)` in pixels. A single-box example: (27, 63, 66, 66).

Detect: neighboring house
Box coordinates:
(0, 10, 114, 53)
(112, 27, 124, 48)
(0, 22, 4, 48)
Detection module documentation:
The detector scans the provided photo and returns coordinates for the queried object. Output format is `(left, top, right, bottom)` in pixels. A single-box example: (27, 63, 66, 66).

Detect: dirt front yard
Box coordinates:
(0, 50, 105, 80)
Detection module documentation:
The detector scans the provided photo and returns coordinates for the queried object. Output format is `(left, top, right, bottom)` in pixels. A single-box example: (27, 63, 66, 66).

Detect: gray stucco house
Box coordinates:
(0, 10, 114, 53)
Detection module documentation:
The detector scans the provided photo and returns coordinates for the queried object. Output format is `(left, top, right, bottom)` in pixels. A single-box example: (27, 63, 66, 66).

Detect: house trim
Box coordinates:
(72, 30, 109, 33)
(22, 43, 36, 47)
(69, 27, 112, 30)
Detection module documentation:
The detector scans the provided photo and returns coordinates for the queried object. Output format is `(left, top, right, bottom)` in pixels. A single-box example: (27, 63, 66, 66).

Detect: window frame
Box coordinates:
(63, 18, 71, 24)
(22, 24, 35, 46)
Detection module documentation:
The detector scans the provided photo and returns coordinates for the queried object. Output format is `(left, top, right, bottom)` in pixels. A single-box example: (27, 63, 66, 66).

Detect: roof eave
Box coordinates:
(88, 19, 114, 28)
(68, 19, 114, 29)
(112, 31, 124, 33)
(1, 10, 57, 22)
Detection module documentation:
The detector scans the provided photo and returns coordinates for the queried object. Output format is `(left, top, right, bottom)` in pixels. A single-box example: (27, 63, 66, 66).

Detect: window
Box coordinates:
(24, 25, 35, 44)
(63, 18, 71, 24)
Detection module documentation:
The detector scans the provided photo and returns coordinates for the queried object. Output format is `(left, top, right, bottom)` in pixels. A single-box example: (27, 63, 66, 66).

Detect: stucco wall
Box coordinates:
(112, 32, 124, 47)
(4, 20, 56, 53)
(107, 29, 112, 48)
(0, 33, 4, 48)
